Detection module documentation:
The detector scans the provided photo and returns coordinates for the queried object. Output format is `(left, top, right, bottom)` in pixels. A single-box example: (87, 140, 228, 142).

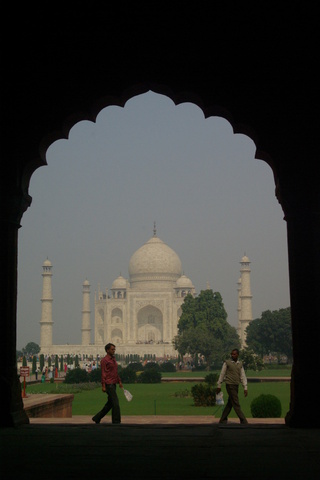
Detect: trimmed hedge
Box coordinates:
(126, 362, 143, 372)
(160, 361, 176, 372)
(137, 368, 162, 383)
(64, 367, 89, 384)
(88, 367, 101, 383)
(250, 394, 282, 418)
(119, 367, 137, 384)
(190, 372, 219, 406)
(144, 362, 161, 372)
(191, 383, 216, 406)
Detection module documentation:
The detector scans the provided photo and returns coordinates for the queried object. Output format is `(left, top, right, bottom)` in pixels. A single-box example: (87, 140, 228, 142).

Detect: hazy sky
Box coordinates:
(17, 92, 290, 349)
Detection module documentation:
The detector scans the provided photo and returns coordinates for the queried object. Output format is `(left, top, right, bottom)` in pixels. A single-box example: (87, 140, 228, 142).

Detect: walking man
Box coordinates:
(92, 343, 123, 424)
(216, 348, 248, 424)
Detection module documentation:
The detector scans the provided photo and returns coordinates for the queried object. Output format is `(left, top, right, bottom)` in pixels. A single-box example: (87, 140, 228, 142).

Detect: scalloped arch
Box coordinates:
(37, 83, 273, 171)
(19, 82, 277, 226)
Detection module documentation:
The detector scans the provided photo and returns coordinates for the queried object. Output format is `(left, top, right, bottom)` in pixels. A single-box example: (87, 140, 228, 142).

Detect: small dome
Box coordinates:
(241, 255, 250, 263)
(83, 279, 90, 286)
(176, 274, 193, 288)
(43, 258, 52, 267)
(112, 275, 127, 289)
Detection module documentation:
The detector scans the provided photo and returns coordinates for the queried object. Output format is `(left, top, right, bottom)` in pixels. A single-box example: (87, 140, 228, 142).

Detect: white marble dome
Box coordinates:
(129, 235, 182, 288)
(176, 274, 193, 288)
(112, 275, 127, 289)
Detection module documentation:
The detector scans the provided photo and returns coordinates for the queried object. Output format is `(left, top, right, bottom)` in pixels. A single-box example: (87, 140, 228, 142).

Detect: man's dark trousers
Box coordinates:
(93, 384, 121, 424)
(219, 384, 247, 423)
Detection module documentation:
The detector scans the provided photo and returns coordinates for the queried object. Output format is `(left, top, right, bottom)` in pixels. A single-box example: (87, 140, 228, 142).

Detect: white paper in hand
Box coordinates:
(123, 389, 133, 402)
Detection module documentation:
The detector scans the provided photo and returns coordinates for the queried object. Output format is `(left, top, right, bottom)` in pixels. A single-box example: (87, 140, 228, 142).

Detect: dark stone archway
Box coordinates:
(1, 5, 319, 427)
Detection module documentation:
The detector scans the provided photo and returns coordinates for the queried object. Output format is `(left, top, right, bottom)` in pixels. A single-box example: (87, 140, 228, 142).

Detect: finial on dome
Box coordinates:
(153, 221, 157, 237)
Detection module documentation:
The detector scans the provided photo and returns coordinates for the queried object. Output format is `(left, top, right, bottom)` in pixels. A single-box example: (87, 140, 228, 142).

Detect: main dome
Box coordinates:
(129, 235, 182, 288)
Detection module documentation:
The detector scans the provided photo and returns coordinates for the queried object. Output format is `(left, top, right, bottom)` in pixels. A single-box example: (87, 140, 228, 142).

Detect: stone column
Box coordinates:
(276, 171, 320, 427)
(0, 190, 30, 427)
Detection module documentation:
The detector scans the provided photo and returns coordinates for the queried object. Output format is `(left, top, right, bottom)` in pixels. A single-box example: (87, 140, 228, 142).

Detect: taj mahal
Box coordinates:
(39, 225, 252, 358)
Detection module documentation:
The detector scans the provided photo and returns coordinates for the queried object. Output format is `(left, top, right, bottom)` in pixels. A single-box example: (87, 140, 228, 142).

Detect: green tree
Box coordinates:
(174, 290, 240, 366)
(55, 355, 59, 370)
(39, 354, 44, 372)
(23, 342, 40, 356)
(246, 307, 292, 361)
(240, 348, 264, 371)
(16, 349, 23, 360)
(32, 355, 37, 374)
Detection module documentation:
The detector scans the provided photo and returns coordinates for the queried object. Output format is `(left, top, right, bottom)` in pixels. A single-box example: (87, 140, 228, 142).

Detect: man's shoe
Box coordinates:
(92, 416, 100, 424)
(219, 419, 228, 424)
(240, 419, 248, 424)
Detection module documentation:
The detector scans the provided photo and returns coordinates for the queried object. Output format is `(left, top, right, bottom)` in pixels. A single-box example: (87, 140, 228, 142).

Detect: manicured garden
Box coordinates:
(25, 377, 290, 418)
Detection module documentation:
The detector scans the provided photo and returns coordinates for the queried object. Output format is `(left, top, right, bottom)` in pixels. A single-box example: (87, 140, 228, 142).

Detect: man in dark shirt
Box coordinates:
(92, 343, 123, 424)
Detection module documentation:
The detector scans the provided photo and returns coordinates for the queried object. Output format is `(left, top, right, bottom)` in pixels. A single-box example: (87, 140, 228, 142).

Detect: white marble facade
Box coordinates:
(93, 231, 196, 357)
(40, 229, 196, 358)
(40, 230, 252, 358)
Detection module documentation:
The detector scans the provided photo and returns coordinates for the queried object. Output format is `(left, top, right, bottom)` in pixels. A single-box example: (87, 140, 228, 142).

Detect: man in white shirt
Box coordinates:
(216, 348, 248, 424)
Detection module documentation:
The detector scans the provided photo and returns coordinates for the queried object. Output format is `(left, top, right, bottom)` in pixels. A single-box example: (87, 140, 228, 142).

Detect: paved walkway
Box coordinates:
(29, 414, 285, 425)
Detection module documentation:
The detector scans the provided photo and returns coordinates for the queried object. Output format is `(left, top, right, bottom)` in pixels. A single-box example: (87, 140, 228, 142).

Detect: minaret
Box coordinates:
(237, 277, 242, 337)
(81, 279, 91, 345)
(40, 258, 53, 348)
(238, 254, 253, 347)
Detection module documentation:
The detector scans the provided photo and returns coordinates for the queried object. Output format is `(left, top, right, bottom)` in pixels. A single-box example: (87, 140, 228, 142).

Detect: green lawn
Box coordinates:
(26, 380, 290, 418)
(162, 368, 291, 378)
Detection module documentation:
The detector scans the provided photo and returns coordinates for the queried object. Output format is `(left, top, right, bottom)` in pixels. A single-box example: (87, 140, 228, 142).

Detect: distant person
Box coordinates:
(216, 348, 248, 424)
(92, 343, 123, 424)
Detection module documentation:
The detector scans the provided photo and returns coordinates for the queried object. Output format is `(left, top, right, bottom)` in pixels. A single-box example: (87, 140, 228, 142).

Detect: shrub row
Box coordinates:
(64, 368, 100, 384)
(64, 361, 176, 384)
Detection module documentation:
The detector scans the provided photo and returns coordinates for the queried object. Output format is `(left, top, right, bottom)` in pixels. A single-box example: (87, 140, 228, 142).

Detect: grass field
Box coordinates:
(26, 379, 290, 418)
(162, 368, 291, 378)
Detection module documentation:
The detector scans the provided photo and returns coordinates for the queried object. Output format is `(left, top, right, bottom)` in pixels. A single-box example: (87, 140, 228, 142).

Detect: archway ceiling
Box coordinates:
(5, 6, 319, 190)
